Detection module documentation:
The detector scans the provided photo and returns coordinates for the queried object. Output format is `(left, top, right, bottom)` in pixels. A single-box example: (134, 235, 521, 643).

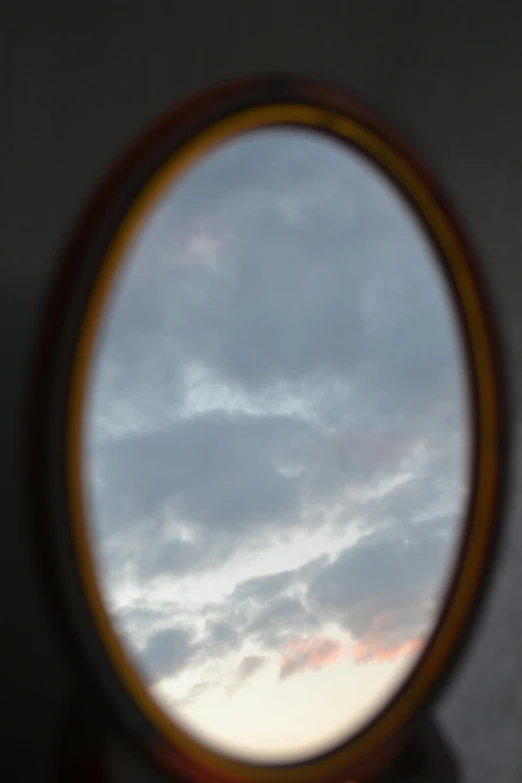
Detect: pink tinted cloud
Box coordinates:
(279, 625, 424, 679)
(280, 637, 345, 679)
(352, 637, 423, 664)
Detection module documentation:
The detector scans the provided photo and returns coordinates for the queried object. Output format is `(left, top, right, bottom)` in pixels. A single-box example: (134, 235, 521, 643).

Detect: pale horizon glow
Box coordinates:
(154, 649, 418, 761)
(84, 127, 469, 762)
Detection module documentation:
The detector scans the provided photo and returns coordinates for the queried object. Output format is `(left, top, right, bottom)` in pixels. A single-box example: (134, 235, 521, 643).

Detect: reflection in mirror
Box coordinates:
(83, 128, 469, 763)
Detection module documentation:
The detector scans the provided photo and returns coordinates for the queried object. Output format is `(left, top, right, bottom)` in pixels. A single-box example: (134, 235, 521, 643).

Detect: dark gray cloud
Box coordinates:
(88, 410, 314, 585)
(245, 596, 320, 649)
(307, 527, 451, 646)
(89, 423, 463, 607)
(140, 627, 194, 683)
(197, 619, 242, 661)
(230, 569, 298, 604)
(90, 130, 463, 429)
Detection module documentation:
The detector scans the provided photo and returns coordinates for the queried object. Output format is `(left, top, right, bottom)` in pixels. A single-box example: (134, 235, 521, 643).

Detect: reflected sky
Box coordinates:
(84, 128, 469, 762)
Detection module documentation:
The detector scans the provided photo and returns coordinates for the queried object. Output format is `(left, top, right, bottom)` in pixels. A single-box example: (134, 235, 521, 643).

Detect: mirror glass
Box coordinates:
(83, 128, 470, 763)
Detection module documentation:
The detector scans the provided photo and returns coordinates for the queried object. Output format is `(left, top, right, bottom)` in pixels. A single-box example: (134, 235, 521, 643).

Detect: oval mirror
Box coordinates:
(81, 123, 471, 766)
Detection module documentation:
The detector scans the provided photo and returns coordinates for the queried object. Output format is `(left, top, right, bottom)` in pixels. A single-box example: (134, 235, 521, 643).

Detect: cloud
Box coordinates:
(90, 130, 463, 433)
(280, 637, 346, 680)
(278, 633, 423, 679)
(121, 518, 450, 691)
(234, 655, 268, 684)
(307, 527, 451, 647)
(245, 596, 320, 649)
(140, 627, 194, 683)
(88, 410, 319, 588)
(196, 619, 242, 662)
(88, 400, 458, 593)
(230, 569, 298, 604)
(351, 637, 423, 665)
(181, 681, 216, 704)
(229, 655, 268, 693)
(90, 411, 308, 533)
(178, 657, 270, 707)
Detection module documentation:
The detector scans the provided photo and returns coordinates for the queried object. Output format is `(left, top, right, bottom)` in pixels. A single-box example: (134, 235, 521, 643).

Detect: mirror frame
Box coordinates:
(29, 76, 506, 783)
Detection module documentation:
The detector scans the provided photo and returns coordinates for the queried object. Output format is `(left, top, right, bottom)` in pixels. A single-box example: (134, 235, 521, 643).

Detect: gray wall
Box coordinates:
(1, 1, 521, 781)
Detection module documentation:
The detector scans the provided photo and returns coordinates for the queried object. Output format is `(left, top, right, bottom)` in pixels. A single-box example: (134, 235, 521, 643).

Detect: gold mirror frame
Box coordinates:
(32, 77, 505, 783)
